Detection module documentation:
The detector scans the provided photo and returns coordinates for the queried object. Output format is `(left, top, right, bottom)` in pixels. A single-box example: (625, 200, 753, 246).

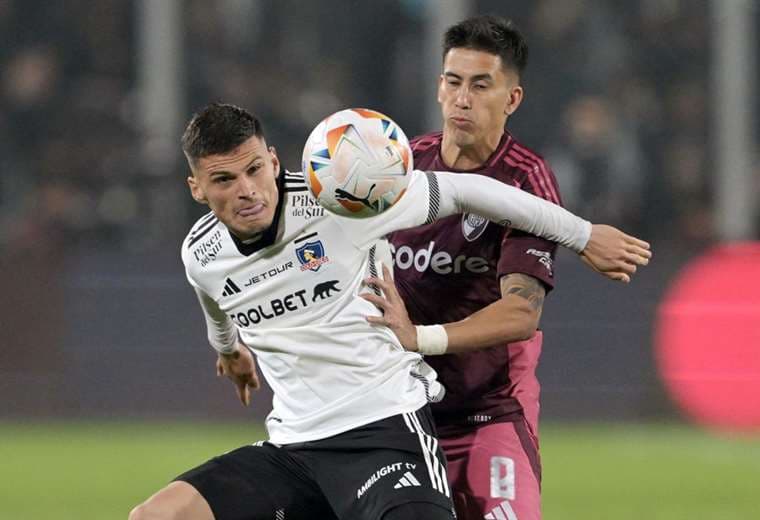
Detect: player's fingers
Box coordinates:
(236, 380, 250, 406)
(624, 234, 651, 250)
(627, 250, 651, 266)
(606, 271, 631, 283)
(216, 359, 224, 377)
(360, 293, 388, 310)
(624, 250, 649, 266)
(616, 261, 637, 275)
(364, 276, 390, 295)
(248, 374, 260, 391)
(380, 264, 400, 300)
(628, 245, 652, 263)
(365, 315, 389, 326)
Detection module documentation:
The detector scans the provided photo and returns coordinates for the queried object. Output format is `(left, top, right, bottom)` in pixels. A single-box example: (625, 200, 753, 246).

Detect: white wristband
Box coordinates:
(415, 325, 448, 355)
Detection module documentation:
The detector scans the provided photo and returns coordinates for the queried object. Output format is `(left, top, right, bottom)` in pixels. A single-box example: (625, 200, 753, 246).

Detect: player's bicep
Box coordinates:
(500, 273, 546, 314)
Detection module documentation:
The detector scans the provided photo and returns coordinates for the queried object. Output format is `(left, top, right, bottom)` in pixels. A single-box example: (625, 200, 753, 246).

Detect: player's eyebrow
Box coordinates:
(443, 71, 493, 83)
(208, 155, 260, 177)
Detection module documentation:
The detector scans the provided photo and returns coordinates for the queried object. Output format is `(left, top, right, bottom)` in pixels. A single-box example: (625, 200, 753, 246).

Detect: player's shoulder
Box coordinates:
(410, 131, 443, 154)
(498, 132, 561, 203)
(281, 169, 308, 191)
(183, 211, 219, 249)
(280, 170, 329, 221)
(181, 211, 223, 266)
(500, 132, 552, 174)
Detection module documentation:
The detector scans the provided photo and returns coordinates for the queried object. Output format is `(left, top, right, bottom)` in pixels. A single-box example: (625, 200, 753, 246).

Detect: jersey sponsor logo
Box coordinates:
(296, 240, 331, 272)
(221, 278, 242, 297)
(462, 213, 489, 242)
(312, 280, 340, 301)
(391, 241, 490, 275)
(244, 261, 295, 287)
(192, 229, 223, 267)
(526, 248, 553, 275)
(229, 281, 341, 326)
(290, 193, 326, 220)
(356, 462, 417, 499)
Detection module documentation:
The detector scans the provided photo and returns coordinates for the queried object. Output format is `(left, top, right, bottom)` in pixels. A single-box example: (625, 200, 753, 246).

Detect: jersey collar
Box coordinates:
(229, 167, 287, 256)
(435, 130, 513, 172)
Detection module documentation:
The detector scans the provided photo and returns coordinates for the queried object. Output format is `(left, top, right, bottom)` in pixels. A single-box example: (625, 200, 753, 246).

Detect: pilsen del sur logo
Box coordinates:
(290, 193, 325, 220)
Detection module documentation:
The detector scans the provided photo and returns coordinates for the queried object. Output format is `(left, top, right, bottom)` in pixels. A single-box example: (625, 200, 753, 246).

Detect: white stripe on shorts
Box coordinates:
(403, 411, 450, 497)
(411, 410, 450, 497)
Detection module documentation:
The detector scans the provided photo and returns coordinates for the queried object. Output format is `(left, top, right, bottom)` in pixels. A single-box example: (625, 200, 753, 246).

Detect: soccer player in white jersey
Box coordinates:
(129, 103, 650, 520)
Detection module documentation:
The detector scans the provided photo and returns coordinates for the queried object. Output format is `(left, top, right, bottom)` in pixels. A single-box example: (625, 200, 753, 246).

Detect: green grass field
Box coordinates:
(1, 421, 758, 519)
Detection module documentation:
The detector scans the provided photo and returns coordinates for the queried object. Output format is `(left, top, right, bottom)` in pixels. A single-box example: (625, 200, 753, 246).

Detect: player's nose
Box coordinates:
(455, 86, 472, 108)
(236, 175, 257, 198)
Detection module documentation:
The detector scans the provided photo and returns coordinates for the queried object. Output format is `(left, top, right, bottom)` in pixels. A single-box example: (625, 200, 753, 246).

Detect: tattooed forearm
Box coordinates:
(501, 273, 546, 313)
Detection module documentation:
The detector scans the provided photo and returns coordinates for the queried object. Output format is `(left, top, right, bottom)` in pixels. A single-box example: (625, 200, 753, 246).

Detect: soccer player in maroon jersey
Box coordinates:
(365, 15, 650, 520)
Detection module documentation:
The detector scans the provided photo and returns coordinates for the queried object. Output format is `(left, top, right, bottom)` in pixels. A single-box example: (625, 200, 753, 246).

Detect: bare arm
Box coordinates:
(441, 274, 545, 353)
(362, 267, 545, 354)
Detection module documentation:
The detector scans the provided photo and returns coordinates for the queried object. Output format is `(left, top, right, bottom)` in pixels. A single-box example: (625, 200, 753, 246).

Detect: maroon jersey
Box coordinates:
(388, 130, 562, 435)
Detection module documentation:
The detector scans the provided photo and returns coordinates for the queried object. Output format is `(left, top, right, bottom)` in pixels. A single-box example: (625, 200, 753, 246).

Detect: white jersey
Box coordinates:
(181, 169, 590, 444)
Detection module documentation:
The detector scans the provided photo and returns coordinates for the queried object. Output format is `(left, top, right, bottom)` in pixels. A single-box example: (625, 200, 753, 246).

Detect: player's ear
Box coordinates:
(187, 175, 208, 204)
(269, 146, 280, 176)
(505, 85, 524, 116)
(437, 74, 446, 104)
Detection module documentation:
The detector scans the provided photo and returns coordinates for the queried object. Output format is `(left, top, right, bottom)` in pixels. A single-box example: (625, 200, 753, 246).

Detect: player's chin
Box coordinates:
(450, 127, 477, 146)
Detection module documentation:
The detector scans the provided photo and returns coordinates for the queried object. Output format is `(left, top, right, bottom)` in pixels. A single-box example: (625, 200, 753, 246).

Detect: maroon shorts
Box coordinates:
(440, 418, 541, 520)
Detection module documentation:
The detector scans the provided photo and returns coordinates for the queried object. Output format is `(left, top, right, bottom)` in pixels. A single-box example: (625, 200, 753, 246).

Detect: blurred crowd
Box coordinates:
(0, 0, 756, 259)
(0, 0, 140, 254)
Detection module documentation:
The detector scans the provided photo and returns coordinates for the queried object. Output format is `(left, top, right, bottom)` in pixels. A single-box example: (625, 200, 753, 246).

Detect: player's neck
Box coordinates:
(440, 131, 502, 170)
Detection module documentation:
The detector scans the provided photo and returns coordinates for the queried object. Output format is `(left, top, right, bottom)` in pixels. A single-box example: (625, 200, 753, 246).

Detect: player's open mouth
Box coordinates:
(238, 203, 265, 217)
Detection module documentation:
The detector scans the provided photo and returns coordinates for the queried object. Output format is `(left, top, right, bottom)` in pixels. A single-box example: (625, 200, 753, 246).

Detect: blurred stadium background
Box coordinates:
(1, 0, 758, 518)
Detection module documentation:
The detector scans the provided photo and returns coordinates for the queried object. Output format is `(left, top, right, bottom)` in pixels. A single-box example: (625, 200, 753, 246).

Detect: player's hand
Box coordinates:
(216, 342, 260, 406)
(361, 264, 419, 351)
(581, 224, 652, 283)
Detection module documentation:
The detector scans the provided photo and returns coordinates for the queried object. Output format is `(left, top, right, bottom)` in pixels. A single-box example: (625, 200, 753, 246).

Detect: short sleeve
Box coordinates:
(498, 231, 558, 291)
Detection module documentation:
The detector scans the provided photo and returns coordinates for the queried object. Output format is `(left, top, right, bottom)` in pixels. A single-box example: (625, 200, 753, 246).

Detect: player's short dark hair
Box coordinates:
(443, 15, 528, 76)
(181, 102, 265, 164)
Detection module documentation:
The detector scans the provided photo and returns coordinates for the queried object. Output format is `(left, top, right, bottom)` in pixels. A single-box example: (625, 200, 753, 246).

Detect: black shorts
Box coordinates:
(175, 405, 455, 520)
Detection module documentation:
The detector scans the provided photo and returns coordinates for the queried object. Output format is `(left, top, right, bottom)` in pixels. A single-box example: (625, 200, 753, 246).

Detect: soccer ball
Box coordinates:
(301, 108, 413, 218)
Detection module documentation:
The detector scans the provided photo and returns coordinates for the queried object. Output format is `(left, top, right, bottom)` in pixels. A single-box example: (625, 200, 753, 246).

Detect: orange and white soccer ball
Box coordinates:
(301, 108, 413, 218)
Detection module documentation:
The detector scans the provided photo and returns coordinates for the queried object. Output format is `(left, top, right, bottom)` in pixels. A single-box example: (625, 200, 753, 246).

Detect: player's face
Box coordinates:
(438, 48, 523, 148)
(187, 136, 281, 240)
